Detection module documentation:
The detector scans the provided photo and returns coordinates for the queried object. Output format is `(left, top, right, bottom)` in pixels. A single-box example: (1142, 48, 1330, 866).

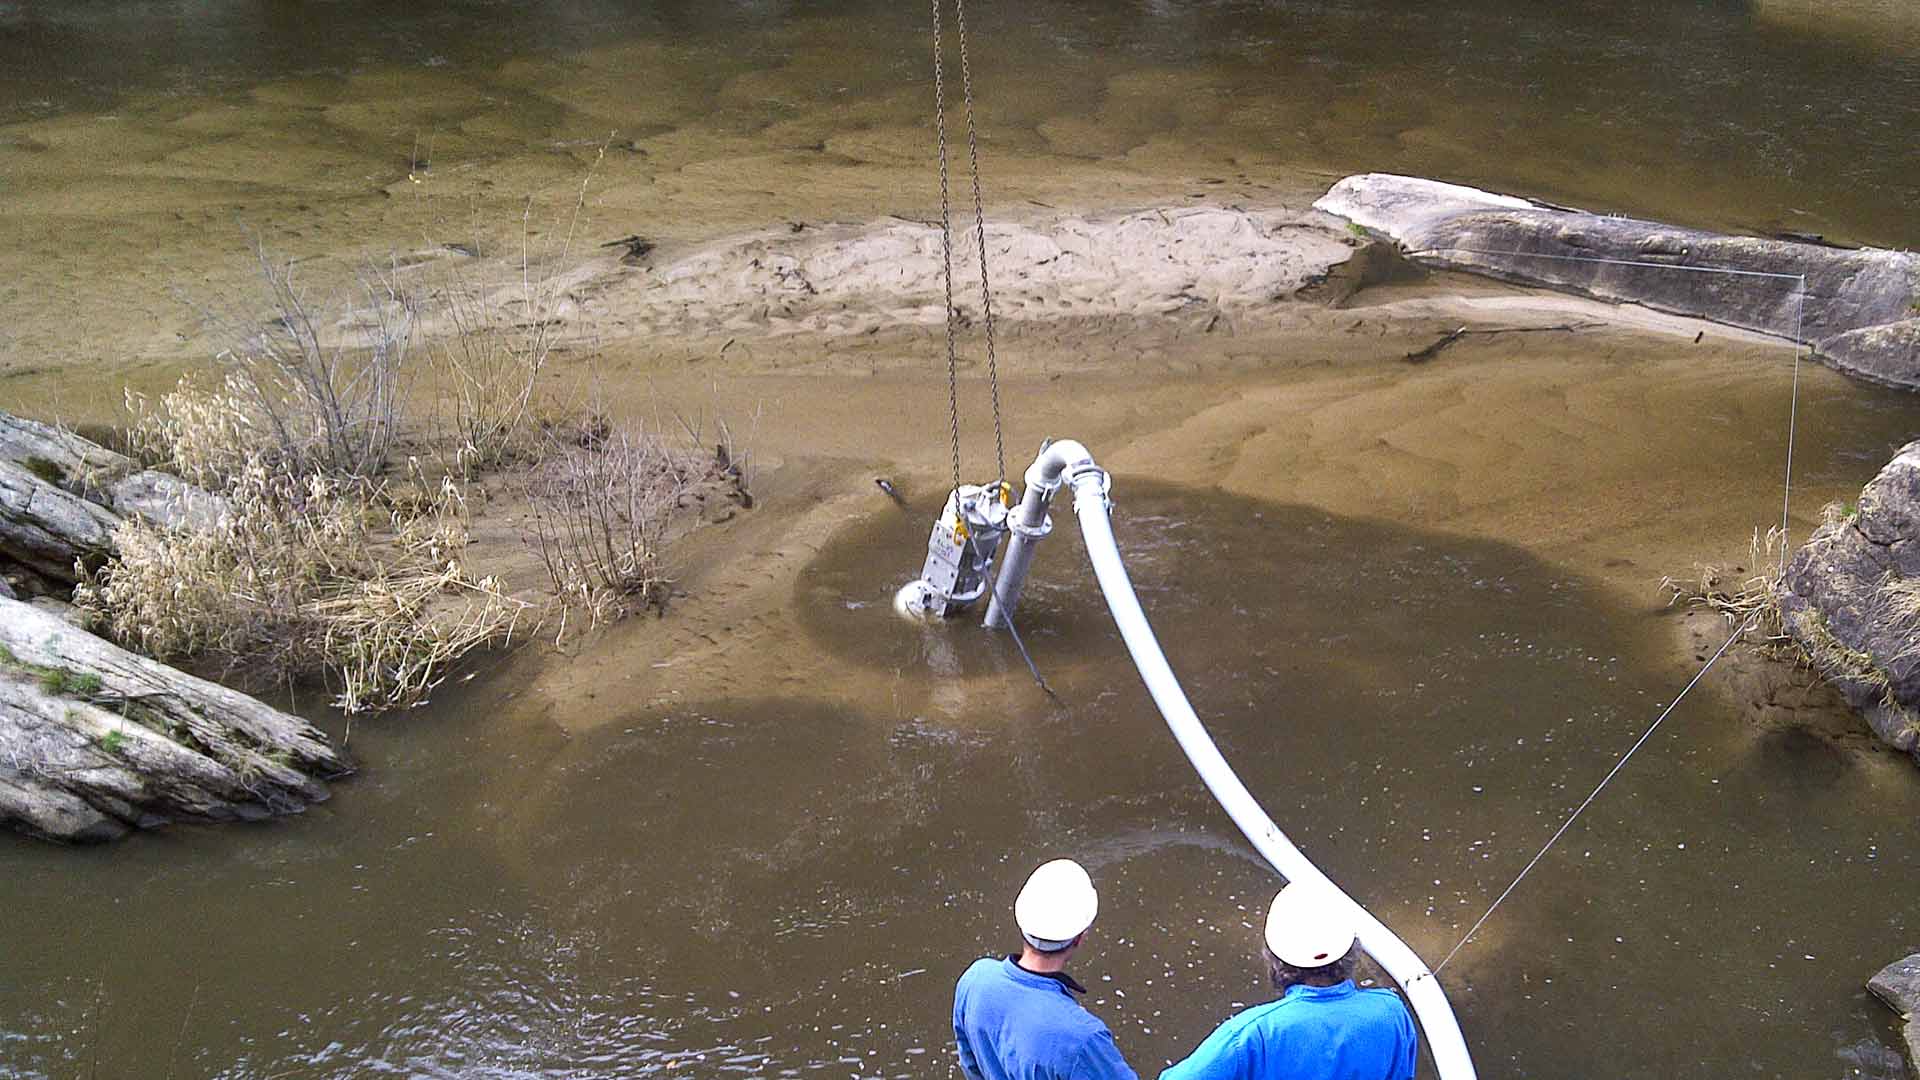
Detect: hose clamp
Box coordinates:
(1065, 462, 1111, 510)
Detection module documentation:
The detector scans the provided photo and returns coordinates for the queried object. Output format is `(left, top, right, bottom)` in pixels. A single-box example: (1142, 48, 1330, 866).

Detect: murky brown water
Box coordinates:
(6, 2, 1920, 1079)
(8, 474, 1920, 1078)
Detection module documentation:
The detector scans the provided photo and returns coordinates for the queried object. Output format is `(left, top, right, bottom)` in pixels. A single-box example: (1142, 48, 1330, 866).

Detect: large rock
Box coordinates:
(0, 411, 128, 486)
(0, 458, 124, 581)
(0, 597, 350, 843)
(1779, 441, 1920, 760)
(1869, 954, 1920, 1074)
(0, 411, 225, 531)
(1314, 174, 1920, 387)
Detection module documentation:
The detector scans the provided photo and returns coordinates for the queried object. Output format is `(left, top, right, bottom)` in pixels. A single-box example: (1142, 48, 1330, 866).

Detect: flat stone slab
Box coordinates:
(1315, 173, 1920, 388)
(1869, 954, 1920, 1074)
(1872, 954, 1920, 1017)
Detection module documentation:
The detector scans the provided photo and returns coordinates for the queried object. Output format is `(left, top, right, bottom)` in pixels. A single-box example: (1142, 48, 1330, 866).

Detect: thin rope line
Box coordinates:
(952, 0, 1006, 486)
(931, 0, 963, 494)
(1409, 246, 1808, 281)
(1779, 276, 1807, 573)
(1431, 259, 1811, 972)
(1433, 612, 1756, 973)
(969, 533, 1057, 698)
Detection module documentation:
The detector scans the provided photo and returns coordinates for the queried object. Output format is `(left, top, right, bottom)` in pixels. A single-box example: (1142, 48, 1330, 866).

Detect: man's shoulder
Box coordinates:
(1351, 986, 1414, 1016)
(956, 956, 1005, 989)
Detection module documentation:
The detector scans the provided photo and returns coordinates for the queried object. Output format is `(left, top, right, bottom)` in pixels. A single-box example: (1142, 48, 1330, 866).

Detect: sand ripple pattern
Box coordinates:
(589, 207, 1354, 340)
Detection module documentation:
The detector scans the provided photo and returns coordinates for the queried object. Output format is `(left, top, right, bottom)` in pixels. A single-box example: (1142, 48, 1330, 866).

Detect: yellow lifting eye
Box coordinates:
(999, 482, 1013, 507)
(953, 519, 970, 543)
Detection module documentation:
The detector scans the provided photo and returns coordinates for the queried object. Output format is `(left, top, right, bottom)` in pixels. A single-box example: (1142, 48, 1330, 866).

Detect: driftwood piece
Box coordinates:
(0, 597, 350, 843)
(1402, 321, 1604, 363)
(0, 410, 225, 531)
(0, 459, 123, 581)
(1316, 173, 1920, 387)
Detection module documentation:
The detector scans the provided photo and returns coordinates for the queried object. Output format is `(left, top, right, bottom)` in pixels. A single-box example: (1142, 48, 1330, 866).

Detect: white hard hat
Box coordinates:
(1015, 859, 1099, 949)
(1264, 883, 1356, 968)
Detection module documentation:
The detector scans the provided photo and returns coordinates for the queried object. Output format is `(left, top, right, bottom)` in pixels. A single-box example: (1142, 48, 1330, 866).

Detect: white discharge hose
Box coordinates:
(1005, 440, 1477, 1080)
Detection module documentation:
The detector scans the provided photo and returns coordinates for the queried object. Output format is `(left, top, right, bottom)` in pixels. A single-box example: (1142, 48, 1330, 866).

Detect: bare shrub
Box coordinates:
(191, 245, 415, 479)
(526, 423, 709, 630)
(424, 144, 608, 477)
(668, 399, 761, 507)
(427, 265, 560, 477)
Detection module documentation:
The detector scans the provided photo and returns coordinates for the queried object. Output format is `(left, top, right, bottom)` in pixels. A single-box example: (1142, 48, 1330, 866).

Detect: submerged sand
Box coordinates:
(351, 207, 1902, 751)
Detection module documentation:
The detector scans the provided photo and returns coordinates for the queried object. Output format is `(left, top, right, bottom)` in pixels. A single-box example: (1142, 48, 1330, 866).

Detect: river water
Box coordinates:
(5, 2, 1920, 1078)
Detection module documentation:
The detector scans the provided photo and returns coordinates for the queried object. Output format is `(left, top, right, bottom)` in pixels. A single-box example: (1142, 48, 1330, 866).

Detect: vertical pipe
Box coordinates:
(983, 439, 1092, 629)
(983, 482, 1054, 628)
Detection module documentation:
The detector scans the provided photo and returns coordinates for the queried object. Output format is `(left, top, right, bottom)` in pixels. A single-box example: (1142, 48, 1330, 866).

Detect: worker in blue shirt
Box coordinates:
(1160, 882, 1417, 1080)
(953, 858, 1139, 1080)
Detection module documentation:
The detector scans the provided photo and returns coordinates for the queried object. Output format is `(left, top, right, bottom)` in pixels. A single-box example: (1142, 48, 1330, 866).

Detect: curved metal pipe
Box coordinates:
(990, 440, 1478, 1079)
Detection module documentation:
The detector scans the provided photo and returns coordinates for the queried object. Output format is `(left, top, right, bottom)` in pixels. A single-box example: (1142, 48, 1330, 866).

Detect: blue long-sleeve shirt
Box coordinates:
(953, 956, 1139, 1080)
(1158, 981, 1417, 1080)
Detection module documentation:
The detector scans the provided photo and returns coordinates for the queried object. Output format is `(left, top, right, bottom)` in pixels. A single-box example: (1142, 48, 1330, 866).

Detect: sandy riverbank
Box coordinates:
(421, 215, 1916, 753)
(4, 199, 1912, 761)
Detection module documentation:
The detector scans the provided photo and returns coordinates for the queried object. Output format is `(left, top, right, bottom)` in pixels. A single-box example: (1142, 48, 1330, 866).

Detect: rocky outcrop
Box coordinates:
(1314, 174, 1920, 387)
(0, 597, 349, 843)
(0, 412, 225, 584)
(1869, 954, 1920, 1073)
(0, 411, 225, 532)
(0, 458, 124, 581)
(1778, 441, 1920, 761)
(0, 410, 329, 843)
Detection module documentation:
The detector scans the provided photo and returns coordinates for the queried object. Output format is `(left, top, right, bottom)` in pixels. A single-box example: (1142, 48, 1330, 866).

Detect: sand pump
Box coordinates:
(894, 482, 1013, 619)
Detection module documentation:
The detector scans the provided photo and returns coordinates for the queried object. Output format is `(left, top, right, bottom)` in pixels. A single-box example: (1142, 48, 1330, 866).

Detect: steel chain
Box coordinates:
(952, 0, 1006, 485)
(931, 0, 963, 494)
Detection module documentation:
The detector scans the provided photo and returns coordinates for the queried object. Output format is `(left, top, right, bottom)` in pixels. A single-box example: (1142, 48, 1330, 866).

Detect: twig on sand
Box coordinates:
(1403, 321, 1603, 363)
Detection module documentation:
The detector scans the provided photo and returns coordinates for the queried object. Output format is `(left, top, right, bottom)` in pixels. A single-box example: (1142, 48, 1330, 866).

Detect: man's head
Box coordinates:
(1262, 882, 1358, 990)
(1015, 858, 1099, 956)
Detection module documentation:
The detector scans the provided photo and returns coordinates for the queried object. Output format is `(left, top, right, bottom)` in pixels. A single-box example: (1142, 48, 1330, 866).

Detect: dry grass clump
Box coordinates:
(1666, 515, 1920, 730)
(79, 382, 527, 713)
(1660, 525, 1791, 639)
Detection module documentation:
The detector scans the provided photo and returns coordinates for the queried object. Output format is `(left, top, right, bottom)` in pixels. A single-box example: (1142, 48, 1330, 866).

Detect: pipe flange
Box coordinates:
(1010, 513, 1054, 540)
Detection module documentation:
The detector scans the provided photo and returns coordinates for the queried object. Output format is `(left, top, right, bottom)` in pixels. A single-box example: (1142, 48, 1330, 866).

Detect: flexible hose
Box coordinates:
(1061, 467, 1478, 1080)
